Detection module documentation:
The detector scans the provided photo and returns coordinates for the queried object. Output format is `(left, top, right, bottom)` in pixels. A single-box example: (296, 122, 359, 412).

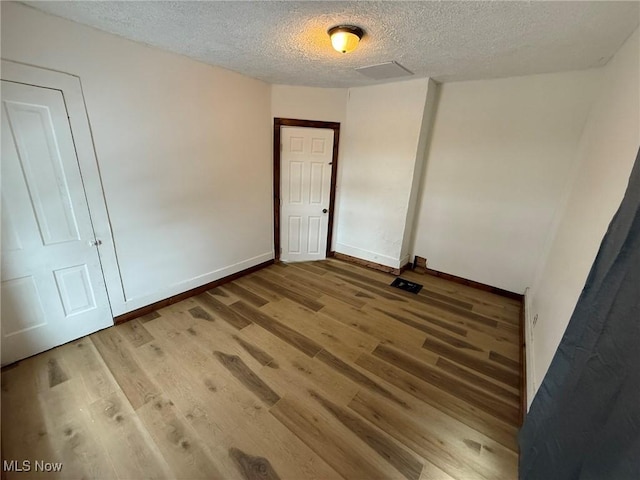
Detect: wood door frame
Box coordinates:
(273, 118, 340, 262)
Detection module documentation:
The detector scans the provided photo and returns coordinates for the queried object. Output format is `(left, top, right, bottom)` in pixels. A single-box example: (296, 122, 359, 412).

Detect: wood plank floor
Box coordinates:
(1, 259, 522, 479)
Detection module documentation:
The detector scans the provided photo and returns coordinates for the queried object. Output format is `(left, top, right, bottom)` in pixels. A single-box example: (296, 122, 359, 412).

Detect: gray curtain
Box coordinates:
(519, 147, 640, 480)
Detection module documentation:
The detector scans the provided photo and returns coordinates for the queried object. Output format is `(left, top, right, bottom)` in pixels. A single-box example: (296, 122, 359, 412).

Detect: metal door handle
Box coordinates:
(322, 209, 328, 214)
(90, 239, 102, 247)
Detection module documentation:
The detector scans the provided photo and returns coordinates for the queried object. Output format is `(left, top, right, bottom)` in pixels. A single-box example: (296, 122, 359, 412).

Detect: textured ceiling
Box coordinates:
(24, 1, 640, 88)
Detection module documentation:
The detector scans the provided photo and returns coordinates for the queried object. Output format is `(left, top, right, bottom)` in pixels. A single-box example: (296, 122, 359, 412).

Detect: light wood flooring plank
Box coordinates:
(249, 275, 324, 312)
(271, 393, 406, 480)
(309, 390, 424, 480)
(187, 305, 214, 321)
(398, 307, 469, 337)
(232, 333, 279, 368)
(239, 324, 361, 407)
(374, 307, 483, 351)
(349, 390, 517, 480)
(229, 447, 283, 480)
(91, 328, 160, 410)
(275, 266, 366, 308)
(194, 293, 252, 329)
(321, 298, 428, 351)
(56, 338, 120, 404)
(87, 390, 174, 479)
(436, 357, 519, 405)
(421, 337, 519, 389)
(213, 351, 281, 407)
(136, 394, 224, 479)
(372, 344, 519, 424)
(235, 277, 284, 303)
(2, 259, 521, 480)
(261, 298, 378, 362)
(2, 358, 118, 479)
(315, 348, 409, 409)
(220, 282, 270, 308)
(137, 316, 343, 480)
(206, 286, 236, 305)
(401, 269, 522, 313)
(116, 318, 154, 348)
(356, 352, 519, 451)
(230, 300, 323, 357)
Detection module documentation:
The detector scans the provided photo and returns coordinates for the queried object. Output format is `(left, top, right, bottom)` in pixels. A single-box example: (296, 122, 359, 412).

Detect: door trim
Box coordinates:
(273, 118, 340, 262)
(1, 59, 122, 319)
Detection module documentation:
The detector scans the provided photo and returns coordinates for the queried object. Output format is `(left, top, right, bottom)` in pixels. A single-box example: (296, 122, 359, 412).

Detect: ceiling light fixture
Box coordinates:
(328, 25, 364, 54)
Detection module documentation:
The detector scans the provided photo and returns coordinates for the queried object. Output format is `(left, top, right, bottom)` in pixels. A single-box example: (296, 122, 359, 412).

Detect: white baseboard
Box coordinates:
(113, 251, 274, 316)
(524, 287, 537, 411)
(335, 243, 402, 269)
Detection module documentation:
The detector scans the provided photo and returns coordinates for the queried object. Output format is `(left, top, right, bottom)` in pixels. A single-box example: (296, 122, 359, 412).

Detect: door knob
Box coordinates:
(322, 209, 328, 214)
(89, 239, 102, 247)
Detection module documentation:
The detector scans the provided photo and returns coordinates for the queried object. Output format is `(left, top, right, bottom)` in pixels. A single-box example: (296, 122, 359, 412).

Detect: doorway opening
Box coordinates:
(273, 118, 340, 262)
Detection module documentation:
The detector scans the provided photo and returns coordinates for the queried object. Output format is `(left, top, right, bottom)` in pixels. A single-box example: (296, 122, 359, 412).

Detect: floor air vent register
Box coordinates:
(390, 278, 423, 294)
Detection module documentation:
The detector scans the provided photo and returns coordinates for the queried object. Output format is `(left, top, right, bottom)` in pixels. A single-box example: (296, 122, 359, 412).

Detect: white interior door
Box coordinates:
(280, 126, 334, 262)
(1, 80, 113, 365)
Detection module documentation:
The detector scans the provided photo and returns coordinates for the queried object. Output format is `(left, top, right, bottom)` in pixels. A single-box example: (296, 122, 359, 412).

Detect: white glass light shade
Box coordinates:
(328, 26, 364, 54)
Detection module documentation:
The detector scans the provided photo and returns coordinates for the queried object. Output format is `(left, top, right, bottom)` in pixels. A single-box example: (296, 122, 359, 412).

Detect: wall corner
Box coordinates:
(402, 78, 441, 261)
(524, 286, 537, 411)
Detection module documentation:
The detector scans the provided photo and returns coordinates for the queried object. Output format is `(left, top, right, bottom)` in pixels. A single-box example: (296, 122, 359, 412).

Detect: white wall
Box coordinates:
(412, 69, 603, 293)
(527, 29, 640, 403)
(271, 85, 347, 124)
(1, 2, 273, 315)
(336, 78, 431, 268)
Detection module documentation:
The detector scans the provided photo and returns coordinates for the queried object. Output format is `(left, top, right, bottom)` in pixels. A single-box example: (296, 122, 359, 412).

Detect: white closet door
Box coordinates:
(1, 80, 112, 365)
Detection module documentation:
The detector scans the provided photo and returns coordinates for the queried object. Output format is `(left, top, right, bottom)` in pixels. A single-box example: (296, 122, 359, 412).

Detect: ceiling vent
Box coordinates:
(355, 61, 414, 80)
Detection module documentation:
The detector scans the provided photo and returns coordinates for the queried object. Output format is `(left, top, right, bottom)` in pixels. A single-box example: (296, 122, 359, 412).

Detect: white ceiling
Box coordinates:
(24, 1, 640, 88)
